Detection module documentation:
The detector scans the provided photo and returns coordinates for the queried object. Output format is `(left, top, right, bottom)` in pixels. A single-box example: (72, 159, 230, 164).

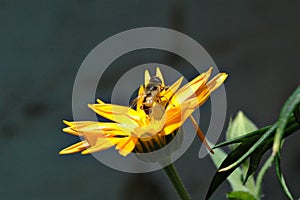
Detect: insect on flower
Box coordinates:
(130, 75, 165, 115)
(129, 68, 171, 124)
(59, 67, 228, 156)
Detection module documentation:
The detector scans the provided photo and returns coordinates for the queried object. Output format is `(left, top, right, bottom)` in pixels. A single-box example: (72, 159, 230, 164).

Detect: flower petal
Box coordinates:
(144, 69, 151, 85)
(59, 140, 90, 154)
(160, 76, 183, 102)
(163, 108, 194, 135)
(96, 99, 106, 104)
(187, 67, 212, 87)
(88, 104, 142, 126)
(133, 103, 166, 137)
(62, 121, 132, 138)
(62, 127, 82, 136)
(82, 128, 130, 146)
(164, 100, 196, 135)
(206, 73, 228, 92)
(81, 137, 124, 154)
(169, 69, 211, 106)
(136, 85, 145, 112)
(156, 67, 165, 86)
(174, 68, 212, 97)
(118, 137, 138, 156)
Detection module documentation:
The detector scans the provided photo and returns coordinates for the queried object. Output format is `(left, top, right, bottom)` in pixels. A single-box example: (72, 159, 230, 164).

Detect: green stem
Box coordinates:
(163, 163, 191, 200)
(255, 155, 275, 198)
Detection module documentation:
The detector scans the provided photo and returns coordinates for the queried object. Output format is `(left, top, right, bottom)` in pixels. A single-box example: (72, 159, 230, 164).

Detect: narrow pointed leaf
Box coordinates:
(245, 118, 300, 184)
(273, 85, 300, 154)
(208, 141, 247, 192)
(205, 136, 259, 200)
(275, 153, 294, 200)
(244, 139, 272, 184)
(218, 125, 276, 172)
(214, 126, 271, 149)
(293, 103, 300, 125)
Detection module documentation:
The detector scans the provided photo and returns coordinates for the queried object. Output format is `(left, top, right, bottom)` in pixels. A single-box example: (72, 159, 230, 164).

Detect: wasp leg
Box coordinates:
(189, 115, 214, 154)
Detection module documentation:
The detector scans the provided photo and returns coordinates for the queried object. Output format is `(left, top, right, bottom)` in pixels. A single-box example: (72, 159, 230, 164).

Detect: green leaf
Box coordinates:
(227, 191, 257, 200)
(273, 85, 300, 154)
(207, 124, 279, 199)
(219, 125, 276, 172)
(215, 115, 295, 150)
(293, 103, 300, 126)
(225, 111, 258, 193)
(275, 153, 294, 200)
(247, 118, 300, 189)
(206, 136, 260, 200)
(243, 139, 272, 184)
(207, 116, 300, 200)
(214, 126, 271, 149)
(226, 111, 258, 150)
(208, 141, 248, 192)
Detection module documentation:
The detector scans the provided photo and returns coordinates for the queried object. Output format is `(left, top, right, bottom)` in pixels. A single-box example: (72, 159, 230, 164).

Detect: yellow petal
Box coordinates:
(195, 90, 210, 108)
(63, 121, 104, 129)
(163, 108, 194, 135)
(81, 137, 124, 154)
(82, 132, 105, 146)
(65, 121, 120, 131)
(96, 99, 106, 104)
(118, 137, 138, 156)
(59, 140, 90, 154)
(144, 69, 151, 85)
(188, 67, 212, 87)
(172, 68, 211, 97)
(62, 127, 82, 136)
(182, 89, 210, 111)
(115, 137, 131, 150)
(165, 101, 189, 124)
(156, 67, 165, 86)
(136, 85, 145, 112)
(206, 73, 228, 92)
(82, 127, 131, 146)
(133, 103, 166, 137)
(62, 121, 132, 138)
(160, 77, 183, 102)
(164, 97, 197, 135)
(63, 120, 73, 127)
(88, 104, 142, 126)
(164, 101, 196, 135)
(170, 74, 208, 107)
(63, 120, 97, 136)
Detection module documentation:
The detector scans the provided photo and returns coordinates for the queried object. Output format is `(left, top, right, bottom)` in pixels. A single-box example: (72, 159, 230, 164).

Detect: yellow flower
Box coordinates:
(59, 68, 228, 156)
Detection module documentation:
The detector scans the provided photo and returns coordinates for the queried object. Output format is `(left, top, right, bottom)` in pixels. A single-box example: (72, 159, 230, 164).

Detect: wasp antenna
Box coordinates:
(156, 67, 165, 86)
(144, 69, 151, 85)
(189, 115, 214, 154)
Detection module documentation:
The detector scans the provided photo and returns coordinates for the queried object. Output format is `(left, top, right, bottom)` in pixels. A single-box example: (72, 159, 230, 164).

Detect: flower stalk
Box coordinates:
(163, 163, 191, 200)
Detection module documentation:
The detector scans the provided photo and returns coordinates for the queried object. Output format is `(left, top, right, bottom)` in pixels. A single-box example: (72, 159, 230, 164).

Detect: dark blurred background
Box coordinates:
(0, 0, 299, 199)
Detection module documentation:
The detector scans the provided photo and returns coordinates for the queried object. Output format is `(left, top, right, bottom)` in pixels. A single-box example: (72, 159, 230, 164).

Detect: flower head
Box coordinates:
(60, 68, 228, 156)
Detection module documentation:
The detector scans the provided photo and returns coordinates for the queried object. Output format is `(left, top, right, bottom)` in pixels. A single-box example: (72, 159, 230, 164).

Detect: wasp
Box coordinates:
(129, 68, 168, 116)
(130, 67, 214, 153)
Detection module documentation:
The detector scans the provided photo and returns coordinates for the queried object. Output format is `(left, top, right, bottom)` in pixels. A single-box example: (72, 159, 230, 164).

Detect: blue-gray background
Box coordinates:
(0, 0, 299, 199)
